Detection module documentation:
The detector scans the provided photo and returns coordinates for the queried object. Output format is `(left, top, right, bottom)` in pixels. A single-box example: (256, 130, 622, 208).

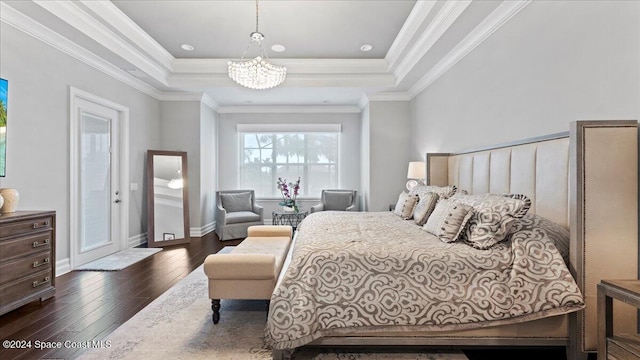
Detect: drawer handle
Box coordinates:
(33, 258, 50, 268)
(32, 276, 50, 288)
(32, 239, 50, 248)
(32, 221, 50, 229)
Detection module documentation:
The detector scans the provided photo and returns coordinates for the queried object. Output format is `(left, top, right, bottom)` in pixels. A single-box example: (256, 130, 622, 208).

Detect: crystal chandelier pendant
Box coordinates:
(228, 1, 287, 90)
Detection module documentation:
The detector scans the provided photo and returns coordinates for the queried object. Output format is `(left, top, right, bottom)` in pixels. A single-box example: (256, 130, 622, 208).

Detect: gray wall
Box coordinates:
(410, 0, 640, 157)
(159, 101, 202, 229)
(200, 102, 218, 231)
(158, 101, 218, 232)
(364, 101, 411, 212)
(360, 104, 371, 211)
(217, 112, 361, 218)
(0, 23, 161, 270)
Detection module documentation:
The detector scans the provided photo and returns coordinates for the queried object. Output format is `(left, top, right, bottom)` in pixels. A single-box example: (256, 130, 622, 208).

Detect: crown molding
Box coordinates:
(168, 73, 396, 88)
(0, 2, 163, 100)
(154, 92, 203, 102)
(358, 94, 370, 110)
(357, 92, 411, 110)
(366, 92, 412, 102)
(201, 93, 220, 111)
(217, 105, 361, 114)
(276, 74, 396, 88)
(385, 1, 437, 71)
(172, 58, 390, 75)
(170, 58, 395, 88)
(80, 0, 174, 70)
(393, 0, 472, 84)
(33, 0, 170, 84)
(408, 0, 532, 99)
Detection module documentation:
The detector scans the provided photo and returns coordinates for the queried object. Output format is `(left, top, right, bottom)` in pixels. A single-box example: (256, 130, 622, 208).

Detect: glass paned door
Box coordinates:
(81, 112, 112, 251)
(74, 98, 121, 266)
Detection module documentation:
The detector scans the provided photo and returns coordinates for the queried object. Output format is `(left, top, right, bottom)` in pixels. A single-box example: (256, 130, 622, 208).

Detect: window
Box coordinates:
(240, 132, 338, 197)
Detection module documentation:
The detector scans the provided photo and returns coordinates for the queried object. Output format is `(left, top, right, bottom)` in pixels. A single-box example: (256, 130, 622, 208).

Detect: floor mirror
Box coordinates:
(147, 150, 190, 247)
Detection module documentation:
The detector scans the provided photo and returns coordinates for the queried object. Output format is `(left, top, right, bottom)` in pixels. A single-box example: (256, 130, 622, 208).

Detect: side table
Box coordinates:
(597, 280, 640, 360)
(272, 210, 308, 231)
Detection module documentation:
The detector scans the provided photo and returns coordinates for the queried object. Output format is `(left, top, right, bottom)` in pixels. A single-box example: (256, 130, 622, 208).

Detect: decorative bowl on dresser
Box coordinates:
(0, 211, 56, 316)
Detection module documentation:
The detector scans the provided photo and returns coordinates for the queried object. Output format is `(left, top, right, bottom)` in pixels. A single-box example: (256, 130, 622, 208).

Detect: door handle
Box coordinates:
(114, 199, 121, 203)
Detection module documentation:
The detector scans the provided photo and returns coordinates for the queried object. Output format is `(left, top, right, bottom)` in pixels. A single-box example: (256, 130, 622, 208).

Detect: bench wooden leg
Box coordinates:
(212, 299, 220, 324)
(265, 300, 270, 320)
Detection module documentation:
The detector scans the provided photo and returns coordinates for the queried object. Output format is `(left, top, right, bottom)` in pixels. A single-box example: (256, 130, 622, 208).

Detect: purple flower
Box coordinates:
(277, 177, 302, 204)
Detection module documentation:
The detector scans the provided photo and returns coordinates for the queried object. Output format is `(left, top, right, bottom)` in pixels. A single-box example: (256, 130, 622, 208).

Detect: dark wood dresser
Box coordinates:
(0, 211, 56, 315)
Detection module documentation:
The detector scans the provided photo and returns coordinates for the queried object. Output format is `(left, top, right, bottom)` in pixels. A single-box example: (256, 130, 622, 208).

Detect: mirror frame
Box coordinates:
(147, 150, 190, 247)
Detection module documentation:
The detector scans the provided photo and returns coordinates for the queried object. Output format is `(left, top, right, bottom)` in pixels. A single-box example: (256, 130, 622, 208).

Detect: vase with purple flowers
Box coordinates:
(277, 177, 300, 213)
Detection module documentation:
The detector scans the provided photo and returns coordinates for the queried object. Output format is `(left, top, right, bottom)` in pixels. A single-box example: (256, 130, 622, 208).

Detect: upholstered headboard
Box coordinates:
(428, 134, 570, 228)
(426, 120, 638, 355)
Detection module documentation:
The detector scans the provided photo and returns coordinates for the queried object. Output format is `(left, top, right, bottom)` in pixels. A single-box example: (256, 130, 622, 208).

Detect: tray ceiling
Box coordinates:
(0, 0, 531, 107)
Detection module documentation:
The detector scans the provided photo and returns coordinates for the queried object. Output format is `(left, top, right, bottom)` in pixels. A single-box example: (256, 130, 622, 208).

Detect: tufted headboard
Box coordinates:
(426, 120, 638, 355)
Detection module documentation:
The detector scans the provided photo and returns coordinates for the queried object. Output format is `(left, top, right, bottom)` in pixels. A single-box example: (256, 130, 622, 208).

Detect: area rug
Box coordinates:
(77, 264, 467, 360)
(75, 248, 162, 271)
(217, 246, 236, 254)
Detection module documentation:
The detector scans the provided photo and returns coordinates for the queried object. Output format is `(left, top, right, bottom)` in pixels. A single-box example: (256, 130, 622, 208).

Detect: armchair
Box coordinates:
(310, 190, 357, 214)
(215, 190, 264, 241)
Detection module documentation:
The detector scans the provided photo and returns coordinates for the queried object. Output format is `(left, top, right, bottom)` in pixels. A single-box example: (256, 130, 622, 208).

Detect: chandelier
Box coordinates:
(228, 0, 286, 90)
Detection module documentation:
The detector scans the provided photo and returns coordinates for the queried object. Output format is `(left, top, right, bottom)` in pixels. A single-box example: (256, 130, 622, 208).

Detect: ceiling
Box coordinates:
(0, 0, 530, 108)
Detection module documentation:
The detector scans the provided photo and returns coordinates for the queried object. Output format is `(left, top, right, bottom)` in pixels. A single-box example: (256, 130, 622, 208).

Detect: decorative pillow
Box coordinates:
(393, 192, 417, 219)
(408, 185, 457, 200)
(220, 192, 252, 213)
(423, 200, 474, 242)
(449, 193, 532, 249)
(412, 192, 440, 226)
(509, 214, 570, 264)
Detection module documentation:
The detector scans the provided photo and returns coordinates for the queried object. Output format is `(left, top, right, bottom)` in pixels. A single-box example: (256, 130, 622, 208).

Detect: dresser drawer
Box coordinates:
(0, 251, 52, 286)
(0, 216, 53, 239)
(0, 269, 52, 308)
(0, 232, 52, 262)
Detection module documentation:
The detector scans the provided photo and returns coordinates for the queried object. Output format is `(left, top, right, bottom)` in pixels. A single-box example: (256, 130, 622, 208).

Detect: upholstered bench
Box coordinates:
(203, 225, 293, 324)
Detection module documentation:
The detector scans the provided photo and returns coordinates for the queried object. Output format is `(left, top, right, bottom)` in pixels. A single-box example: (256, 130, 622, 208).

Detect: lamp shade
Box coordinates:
(407, 161, 426, 179)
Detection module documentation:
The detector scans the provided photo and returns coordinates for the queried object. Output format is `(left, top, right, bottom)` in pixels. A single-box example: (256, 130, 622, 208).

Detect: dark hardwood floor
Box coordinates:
(0, 232, 588, 360)
(0, 232, 240, 360)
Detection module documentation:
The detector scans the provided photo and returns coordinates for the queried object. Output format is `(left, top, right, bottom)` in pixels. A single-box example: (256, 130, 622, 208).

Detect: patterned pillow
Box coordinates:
(413, 192, 440, 226)
(509, 214, 569, 264)
(393, 192, 417, 219)
(449, 193, 532, 249)
(408, 185, 457, 200)
(423, 199, 474, 243)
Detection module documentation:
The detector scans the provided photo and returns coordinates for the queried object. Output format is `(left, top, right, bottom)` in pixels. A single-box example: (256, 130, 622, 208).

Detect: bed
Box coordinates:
(266, 120, 638, 360)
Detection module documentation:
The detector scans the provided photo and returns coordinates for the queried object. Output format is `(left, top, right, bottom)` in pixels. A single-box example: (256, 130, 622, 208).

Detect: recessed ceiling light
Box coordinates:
(245, 100, 253, 104)
(271, 44, 286, 53)
(360, 44, 373, 52)
(180, 43, 195, 51)
(322, 100, 330, 104)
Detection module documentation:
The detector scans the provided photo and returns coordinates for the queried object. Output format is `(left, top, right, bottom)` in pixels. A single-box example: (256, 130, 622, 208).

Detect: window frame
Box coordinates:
(238, 131, 340, 199)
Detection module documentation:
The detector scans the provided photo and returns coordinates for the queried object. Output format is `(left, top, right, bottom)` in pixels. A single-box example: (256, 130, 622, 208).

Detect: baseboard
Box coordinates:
(129, 233, 148, 247)
(190, 221, 215, 238)
(56, 258, 71, 276)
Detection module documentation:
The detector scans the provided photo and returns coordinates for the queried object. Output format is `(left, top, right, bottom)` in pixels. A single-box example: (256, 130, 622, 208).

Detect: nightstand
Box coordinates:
(597, 280, 640, 360)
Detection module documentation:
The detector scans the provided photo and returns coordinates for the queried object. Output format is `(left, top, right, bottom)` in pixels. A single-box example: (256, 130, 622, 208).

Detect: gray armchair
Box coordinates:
(310, 190, 357, 214)
(215, 190, 264, 241)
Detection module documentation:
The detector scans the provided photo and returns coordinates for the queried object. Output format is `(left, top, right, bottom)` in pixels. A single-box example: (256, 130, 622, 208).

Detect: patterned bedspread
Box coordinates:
(265, 211, 584, 350)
